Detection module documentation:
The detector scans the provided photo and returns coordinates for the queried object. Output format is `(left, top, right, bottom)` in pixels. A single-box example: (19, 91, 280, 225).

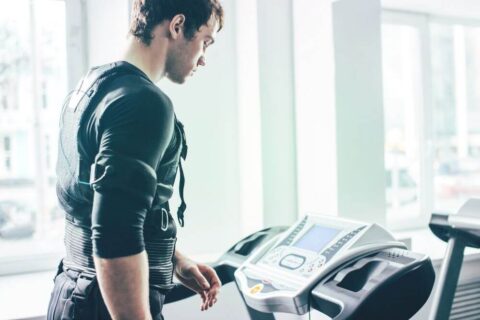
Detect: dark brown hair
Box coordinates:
(129, 0, 224, 45)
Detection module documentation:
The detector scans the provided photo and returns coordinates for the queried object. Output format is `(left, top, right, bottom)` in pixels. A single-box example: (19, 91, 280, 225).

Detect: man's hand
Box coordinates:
(174, 252, 221, 311)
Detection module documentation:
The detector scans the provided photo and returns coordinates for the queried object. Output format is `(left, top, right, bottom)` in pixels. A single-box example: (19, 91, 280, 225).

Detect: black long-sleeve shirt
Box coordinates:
(56, 61, 183, 259)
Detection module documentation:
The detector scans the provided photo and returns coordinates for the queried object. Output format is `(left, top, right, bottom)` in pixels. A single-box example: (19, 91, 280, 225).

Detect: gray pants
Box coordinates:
(47, 261, 165, 320)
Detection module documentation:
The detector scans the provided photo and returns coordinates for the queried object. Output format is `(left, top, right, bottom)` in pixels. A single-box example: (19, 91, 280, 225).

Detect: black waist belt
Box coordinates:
(64, 217, 176, 290)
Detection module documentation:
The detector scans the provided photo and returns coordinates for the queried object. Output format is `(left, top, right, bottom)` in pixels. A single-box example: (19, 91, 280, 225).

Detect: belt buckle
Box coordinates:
(78, 271, 95, 281)
(73, 271, 96, 303)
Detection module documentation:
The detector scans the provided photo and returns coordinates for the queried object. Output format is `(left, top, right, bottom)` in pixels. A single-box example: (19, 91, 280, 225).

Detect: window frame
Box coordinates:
(382, 10, 433, 230)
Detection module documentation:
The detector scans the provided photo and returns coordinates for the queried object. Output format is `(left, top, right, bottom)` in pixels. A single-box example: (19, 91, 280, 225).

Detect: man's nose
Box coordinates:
(198, 56, 206, 67)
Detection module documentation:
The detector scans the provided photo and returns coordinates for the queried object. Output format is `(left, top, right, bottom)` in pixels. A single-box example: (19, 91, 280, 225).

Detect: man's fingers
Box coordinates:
(207, 282, 221, 301)
(210, 297, 217, 307)
(201, 290, 217, 311)
(200, 265, 222, 298)
(194, 264, 223, 311)
(201, 295, 210, 311)
(205, 287, 219, 309)
(209, 279, 221, 302)
(200, 291, 208, 311)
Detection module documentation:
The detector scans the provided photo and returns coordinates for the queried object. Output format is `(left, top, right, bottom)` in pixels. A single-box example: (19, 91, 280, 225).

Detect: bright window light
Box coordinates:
(0, 0, 67, 269)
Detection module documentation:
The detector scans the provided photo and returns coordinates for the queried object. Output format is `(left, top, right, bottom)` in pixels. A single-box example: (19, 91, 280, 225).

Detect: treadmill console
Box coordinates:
(235, 214, 406, 315)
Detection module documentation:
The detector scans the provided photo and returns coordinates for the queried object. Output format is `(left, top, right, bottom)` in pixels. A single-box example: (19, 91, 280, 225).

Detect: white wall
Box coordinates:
(257, 0, 298, 227)
(235, 0, 264, 236)
(333, 0, 386, 224)
(293, 0, 337, 216)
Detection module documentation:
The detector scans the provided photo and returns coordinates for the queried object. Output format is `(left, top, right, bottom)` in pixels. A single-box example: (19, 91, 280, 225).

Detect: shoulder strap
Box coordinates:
(176, 119, 188, 227)
(68, 62, 131, 115)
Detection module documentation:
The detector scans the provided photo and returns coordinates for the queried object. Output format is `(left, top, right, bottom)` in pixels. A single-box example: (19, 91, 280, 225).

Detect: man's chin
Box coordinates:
(167, 74, 188, 84)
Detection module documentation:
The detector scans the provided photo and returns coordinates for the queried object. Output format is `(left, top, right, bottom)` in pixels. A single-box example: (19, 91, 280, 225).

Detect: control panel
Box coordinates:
(235, 214, 406, 315)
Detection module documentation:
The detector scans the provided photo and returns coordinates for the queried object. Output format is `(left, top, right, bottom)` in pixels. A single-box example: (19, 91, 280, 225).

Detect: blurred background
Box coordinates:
(1, 0, 480, 318)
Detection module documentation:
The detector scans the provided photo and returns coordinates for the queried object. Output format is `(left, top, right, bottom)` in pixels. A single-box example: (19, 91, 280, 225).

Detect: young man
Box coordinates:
(47, 1, 224, 319)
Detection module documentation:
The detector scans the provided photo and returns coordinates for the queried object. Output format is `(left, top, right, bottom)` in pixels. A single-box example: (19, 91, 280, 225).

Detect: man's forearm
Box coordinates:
(94, 251, 151, 320)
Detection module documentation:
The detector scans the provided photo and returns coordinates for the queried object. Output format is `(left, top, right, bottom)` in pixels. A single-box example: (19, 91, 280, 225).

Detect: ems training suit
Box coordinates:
(47, 61, 187, 320)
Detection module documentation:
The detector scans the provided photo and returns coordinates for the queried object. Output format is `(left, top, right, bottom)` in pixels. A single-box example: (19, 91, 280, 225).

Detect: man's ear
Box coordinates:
(169, 14, 186, 39)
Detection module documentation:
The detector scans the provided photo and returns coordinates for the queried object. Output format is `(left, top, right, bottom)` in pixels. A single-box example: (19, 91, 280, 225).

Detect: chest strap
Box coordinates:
(176, 120, 188, 227)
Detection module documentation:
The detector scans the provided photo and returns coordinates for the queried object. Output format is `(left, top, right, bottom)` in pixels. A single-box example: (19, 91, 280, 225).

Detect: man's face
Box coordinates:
(166, 16, 218, 84)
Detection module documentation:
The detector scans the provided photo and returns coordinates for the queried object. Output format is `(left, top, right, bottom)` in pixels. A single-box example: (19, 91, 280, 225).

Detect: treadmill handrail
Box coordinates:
(428, 198, 480, 320)
(449, 215, 480, 231)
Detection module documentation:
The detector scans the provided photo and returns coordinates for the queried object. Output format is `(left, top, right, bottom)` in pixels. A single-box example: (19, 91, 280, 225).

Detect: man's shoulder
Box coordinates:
(112, 77, 171, 106)
(85, 61, 172, 110)
(100, 73, 174, 119)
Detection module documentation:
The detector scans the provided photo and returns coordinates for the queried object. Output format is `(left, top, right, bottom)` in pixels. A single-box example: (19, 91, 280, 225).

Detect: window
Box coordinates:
(382, 20, 425, 228)
(1, 95, 6, 110)
(382, 11, 480, 229)
(0, 0, 68, 272)
(431, 22, 480, 213)
(4, 136, 10, 152)
(3, 136, 11, 172)
(5, 157, 11, 171)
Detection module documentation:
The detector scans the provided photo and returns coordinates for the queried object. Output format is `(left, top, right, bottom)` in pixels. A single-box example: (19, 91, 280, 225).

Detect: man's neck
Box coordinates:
(122, 36, 168, 83)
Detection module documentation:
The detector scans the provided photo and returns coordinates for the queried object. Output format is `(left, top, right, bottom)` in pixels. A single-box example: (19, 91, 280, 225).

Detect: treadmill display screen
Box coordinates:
(293, 225, 341, 253)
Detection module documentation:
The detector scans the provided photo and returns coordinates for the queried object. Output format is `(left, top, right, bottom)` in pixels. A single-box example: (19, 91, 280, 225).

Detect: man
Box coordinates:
(47, 0, 224, 319)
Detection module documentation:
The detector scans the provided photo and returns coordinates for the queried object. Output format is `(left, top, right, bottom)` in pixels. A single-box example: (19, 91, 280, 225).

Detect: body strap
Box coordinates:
(176, 120, 188, 227)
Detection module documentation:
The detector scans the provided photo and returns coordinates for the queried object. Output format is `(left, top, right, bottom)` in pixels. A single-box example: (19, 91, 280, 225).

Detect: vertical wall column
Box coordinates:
(293, 0, 338, 216)
(236, 0, 264, 235)
(332, 0, 386, 224)
(257, 0, 298, 227)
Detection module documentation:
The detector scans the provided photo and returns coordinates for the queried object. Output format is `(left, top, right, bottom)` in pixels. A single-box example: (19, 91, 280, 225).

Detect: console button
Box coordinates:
(279, 254, 306, 270)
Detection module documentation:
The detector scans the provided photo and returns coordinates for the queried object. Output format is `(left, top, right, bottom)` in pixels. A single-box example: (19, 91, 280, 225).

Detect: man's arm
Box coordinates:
(94, 252, 151, 320)
(89, 90, 175, 318)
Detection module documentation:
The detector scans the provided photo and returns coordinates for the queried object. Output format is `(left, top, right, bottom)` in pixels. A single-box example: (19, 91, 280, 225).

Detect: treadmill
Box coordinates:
(165, 214, 435, 319)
